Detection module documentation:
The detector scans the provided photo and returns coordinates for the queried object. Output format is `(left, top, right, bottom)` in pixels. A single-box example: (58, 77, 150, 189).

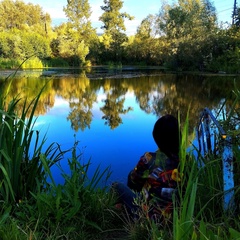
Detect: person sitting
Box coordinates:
(112, 114, 181, 222)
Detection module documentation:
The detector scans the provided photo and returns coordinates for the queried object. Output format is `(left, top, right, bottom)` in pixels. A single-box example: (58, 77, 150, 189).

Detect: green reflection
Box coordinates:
(1, 70, 240, 131)
(99, 79, 133, 129)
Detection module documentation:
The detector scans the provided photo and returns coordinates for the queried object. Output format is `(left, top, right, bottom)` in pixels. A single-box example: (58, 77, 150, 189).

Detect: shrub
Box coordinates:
(21, 56, 44, 69)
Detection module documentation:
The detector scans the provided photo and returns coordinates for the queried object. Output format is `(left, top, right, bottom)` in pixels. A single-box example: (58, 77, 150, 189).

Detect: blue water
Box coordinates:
(34, 90, 158, 186)
(24, 72, 239, 189)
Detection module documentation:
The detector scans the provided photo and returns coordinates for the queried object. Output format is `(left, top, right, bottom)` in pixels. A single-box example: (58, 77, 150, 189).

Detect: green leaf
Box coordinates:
(229, 228, 240, 239)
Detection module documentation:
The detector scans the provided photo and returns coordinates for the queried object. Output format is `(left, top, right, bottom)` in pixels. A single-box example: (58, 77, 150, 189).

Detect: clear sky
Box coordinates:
(23, 0, 235, 35)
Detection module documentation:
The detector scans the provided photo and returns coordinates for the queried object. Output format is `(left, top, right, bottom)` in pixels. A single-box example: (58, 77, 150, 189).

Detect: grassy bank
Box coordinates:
(0, 77, 240, 239)
(0, 80, 122, 239)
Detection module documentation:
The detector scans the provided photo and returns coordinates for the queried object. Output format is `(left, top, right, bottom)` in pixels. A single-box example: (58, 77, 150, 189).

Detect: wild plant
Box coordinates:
(0, 75, 118, 239)
(0, 80, 66, 205)
(16, 139, 115, 239)
(172, 88, 240, 240)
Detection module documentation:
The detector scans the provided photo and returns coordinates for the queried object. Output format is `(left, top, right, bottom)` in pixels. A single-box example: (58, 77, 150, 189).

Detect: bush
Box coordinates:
(21, 57, 44, 69)
(0, 58, 21, 69)
(43, 57, 69, 67)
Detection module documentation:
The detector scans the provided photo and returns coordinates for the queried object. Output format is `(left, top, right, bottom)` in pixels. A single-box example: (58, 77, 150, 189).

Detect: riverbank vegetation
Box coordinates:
(1, 0, 240, 239)
(1, 0, 240, 73)
(0, 78, 240, 239)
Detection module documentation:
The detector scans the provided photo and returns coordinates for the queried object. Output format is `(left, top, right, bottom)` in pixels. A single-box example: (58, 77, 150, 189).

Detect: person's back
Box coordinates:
(113, 114, 181, 222)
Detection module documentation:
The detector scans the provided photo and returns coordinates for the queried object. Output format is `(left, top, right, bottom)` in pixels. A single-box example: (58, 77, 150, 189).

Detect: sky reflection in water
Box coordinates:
(34, 89, 158, 185)
(27, 72, 240, 187)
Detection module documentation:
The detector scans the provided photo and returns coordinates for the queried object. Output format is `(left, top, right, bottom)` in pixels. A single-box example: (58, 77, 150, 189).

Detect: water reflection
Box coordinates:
(1, 71, 240, 132)
(1, 70, 240, 184)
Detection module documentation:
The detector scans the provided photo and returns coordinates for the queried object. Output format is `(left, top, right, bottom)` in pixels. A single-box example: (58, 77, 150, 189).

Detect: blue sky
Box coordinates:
(24, 0, 234, 35)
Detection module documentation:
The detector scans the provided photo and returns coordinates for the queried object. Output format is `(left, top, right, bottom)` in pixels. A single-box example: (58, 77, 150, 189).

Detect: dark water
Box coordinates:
(1, 68, 240, 185)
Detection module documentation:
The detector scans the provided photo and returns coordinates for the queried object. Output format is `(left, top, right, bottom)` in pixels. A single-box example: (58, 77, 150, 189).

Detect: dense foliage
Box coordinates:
(0, 0, 240, 71)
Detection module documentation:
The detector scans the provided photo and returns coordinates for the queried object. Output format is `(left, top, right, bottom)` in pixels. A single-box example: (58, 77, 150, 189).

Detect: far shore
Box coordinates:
(0, 67, 239, 80)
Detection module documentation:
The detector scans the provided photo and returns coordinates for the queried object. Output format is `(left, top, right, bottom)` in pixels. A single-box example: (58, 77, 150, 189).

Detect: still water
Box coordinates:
(1, 68, 240, 185)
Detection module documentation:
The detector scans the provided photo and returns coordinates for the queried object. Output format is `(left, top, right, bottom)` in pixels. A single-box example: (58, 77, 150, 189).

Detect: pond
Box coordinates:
(1, 67, 240, 186)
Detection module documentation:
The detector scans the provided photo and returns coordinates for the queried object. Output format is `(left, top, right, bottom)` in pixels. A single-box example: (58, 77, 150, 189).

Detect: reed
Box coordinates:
(172, 112, 198, 240)
(172, 99, 240, 239)
(0, 81, 66, 205)
(0, 76, 118, 239)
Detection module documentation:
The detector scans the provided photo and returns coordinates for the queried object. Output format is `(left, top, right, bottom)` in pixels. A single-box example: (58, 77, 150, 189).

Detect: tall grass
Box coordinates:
(24, 142, 115, 239)
(0, 76, 121, 239)
(0, 82, 65, 204)
(172, 98, 240, 239)
(125, 106, 240, 240)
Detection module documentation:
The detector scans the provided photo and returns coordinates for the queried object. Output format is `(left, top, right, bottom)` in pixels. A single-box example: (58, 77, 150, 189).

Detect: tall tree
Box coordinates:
(62, 0, 97, 65)
(99, 0, 134, 62)
(0, 0, 51, 35)
(100, 0, 133, 32)
(161, 0, 217, 39)
(233, 7, 240, 27)
(158, 0, 218, 70)
(63, 0, 96, 43)
(136, 14, 159, 39)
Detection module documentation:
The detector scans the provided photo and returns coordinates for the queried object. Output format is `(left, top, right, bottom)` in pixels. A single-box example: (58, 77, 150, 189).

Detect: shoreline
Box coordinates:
(0, 68, 239, 80)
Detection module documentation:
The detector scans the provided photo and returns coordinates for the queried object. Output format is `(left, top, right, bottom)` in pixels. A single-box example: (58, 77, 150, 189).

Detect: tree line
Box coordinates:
(0, 0, 240, 72)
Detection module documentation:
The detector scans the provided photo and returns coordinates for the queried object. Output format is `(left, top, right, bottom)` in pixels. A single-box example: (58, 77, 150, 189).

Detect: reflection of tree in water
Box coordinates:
(132, 74, 240, 130)
(1, 72, 240, 132)
(120, 74, 240, 134)
(0, 75, 55, 116)
(101, 93, 133, 129)
(150, 75, 215, 128)
(134, 76, 159, 114)
(127, 75, 179, 115)
(53, 75, 97, 132)
(67, 91, 97, 131)
(100, 79, 133, 129)
(157, 76, 240, 129)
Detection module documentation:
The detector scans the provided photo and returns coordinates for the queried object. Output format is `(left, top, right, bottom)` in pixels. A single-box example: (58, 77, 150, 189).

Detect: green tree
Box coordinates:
(0, 0, 51, 36)
(0, 0, 53, 68)
(52, 23, 89, 66)
(158, 0, 218, 70)
(129, 14, 166, 65)
(124, 13, 170, 65)
(61, 0, 97, 65)
(99, 0, 134, 62)
(0, 30, 51, 60)
(63, 0, 96, 44)
(136, 14, 159, 39)
(0, 0, 21, 30)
